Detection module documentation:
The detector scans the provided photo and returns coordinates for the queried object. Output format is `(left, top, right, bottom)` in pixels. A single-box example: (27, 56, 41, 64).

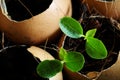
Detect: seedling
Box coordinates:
(36, 17, 108, 78)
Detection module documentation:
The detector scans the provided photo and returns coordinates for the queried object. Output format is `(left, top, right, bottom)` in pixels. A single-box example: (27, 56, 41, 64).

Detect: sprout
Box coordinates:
(36, 17, 108, 78)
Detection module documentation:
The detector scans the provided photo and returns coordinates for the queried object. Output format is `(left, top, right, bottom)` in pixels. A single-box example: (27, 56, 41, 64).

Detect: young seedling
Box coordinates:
(36, 47, 85, 78)
(36, 17, 108, 79)
(59, 17, 107, 59)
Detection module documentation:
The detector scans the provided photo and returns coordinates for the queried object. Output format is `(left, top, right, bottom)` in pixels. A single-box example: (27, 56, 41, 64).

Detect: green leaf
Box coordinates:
(59, 47, 67, 60)
(86, 37, 108, 59)
(64, 51, 85, 72)
(37, 60, 63, 78)
(59, 17, 83, 38)
(85, 28, 97, 39)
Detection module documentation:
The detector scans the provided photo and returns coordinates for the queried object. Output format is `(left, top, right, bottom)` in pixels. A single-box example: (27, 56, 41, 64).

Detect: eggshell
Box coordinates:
(97, 52, 120, 80)
(0, 0, 72, 45)
(27, 46, 63, 80)
(85, 0, 120, 20)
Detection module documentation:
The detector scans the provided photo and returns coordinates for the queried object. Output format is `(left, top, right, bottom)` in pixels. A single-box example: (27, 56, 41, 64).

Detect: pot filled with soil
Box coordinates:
(58, 16, 120, 80)
(0, 45, 63, 80)
(0, 0, 72, 45)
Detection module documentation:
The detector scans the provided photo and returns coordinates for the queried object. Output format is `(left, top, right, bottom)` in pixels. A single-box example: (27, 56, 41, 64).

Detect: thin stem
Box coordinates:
(33, 56, 40, 63)
(18, 0, 33, 17)
(44, 38, 48, 50)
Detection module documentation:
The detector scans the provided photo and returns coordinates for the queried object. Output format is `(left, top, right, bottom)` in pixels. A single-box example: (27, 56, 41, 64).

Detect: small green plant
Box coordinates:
(36, 17, 108, 78)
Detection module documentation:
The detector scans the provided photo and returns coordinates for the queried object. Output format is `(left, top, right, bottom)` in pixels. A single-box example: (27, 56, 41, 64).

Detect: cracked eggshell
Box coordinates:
(27, 46, 63, 80)
(0, 0, 72, 45)
(85, 0, 120, 20)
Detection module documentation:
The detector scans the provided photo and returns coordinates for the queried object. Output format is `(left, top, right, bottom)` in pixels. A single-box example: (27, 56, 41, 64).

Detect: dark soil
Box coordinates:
(5, 0, 52, 21)
(63, 17, 120, 75)
(0, 45, 48, 80)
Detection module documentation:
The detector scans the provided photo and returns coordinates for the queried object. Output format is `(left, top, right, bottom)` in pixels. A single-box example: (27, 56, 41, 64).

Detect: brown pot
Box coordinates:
(85, 0, 120, 20)
(27, 46, 63, 80)
(0, 0, 72, 45)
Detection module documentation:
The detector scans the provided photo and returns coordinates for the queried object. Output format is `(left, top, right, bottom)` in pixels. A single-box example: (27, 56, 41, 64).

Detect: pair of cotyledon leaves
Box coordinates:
(59, 17, 107, 59)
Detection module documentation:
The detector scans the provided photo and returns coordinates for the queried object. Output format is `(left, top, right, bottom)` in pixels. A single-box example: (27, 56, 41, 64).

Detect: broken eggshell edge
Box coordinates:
(27, 46, 63, 80)
(0, 0, 72, 45)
